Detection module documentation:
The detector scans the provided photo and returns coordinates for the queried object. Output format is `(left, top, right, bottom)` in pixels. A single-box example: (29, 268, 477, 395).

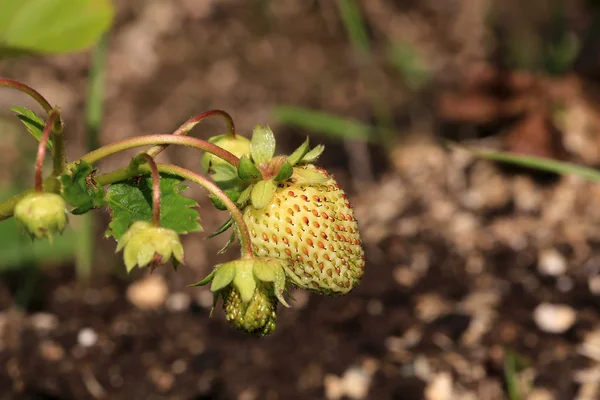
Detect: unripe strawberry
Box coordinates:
(222, 283, 277, 336)
(14, 192, 68, 241)
(243, 165, 365, 296)
(202, 134, 251, 175)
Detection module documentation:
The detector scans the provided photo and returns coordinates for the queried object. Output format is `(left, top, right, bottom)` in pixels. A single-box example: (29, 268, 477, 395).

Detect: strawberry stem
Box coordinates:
(138, 154, 161, 226)
(35, 111, 60, 192)
(0, 78, 53, 114)
(79, 134, 241, 167)
(148, 164, 254, 259)
(146, 109, 236, 158)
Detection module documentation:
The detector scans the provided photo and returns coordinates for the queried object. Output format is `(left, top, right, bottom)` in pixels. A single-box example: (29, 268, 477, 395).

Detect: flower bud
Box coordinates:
(14, 192, 68, 241)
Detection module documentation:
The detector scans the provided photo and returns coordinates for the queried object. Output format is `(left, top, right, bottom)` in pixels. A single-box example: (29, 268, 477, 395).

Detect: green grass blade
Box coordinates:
(451, 143, 600, 181)
(274, 106, 375, 142)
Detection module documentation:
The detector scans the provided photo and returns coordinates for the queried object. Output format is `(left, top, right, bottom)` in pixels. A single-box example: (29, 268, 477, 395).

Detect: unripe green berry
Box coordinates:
(14, 192, 68, 241)
(201, 134, 251, 174)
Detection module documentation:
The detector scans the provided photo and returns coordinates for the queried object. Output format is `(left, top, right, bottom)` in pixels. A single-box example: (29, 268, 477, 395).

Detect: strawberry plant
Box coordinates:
(0, 78, 366, 336)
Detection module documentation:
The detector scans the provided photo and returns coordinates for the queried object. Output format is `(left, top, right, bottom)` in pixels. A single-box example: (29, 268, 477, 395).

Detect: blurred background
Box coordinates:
(3, 0, 600, 399)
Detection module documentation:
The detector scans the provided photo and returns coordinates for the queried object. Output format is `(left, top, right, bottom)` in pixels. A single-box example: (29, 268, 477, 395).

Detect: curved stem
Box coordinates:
(0, 78, 53, 114)
(35, 111, 59, 192)
(80, 134, 240, 167)
(138, 154, 161, 226)
(146, 109, 236, 158)
(148, 164, 253, 259)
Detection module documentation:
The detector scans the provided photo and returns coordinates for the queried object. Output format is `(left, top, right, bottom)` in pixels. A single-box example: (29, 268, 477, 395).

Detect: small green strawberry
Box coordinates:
(243, 164, 365, 296)
(14, 192, 68, 241)
(222, 283, 277, 336)
(201, 133, 251, 175)
(190, 257, 288, 336)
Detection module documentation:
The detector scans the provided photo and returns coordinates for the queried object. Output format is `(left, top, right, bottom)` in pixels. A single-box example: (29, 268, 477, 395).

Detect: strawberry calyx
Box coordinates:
(189, 257, 290, 308)
(116, 220, 185, 272)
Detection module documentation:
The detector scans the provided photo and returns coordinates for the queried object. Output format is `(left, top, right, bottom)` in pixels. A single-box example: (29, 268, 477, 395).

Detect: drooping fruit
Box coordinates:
(242, 165, 365, 296)
(14, 192, 68, 241)
(221, 283, 277, 336)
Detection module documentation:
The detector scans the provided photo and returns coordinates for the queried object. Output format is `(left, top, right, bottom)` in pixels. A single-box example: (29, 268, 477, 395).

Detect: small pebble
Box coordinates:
(533, 303, 576, 334)
(78, 327, 98, 347)
(39, 340, 65, 361)
(127, 275, 169, 310)
(538, 248, 567, 276)
(425, 372, 453, 400)
(30, 312, 59, 332)
(342, 366, 372, 400)
(165, 292, 191, 312)
(588, 275, 600, 295)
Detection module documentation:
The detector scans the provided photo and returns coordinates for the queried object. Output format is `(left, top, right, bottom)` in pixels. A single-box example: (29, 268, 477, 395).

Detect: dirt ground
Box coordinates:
(2, 1, 600, 399)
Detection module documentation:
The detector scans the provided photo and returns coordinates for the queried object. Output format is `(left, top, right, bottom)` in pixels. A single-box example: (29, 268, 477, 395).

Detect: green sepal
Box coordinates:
(217, 232, 236, 255)
(209, 190, 240, 211)
(287, 137, 309, 166)
(117, 221, 185, 272)
(188, 269, 216, 287)
(210, 262, 236, 292)
(291, 167, 328, 185)
(251, 179, 277, 209)
(236, 185, 253, 207)
(237, 155, 263, 183)
(274, 161, 293, 182)
(253, 259, 289, 307)
(300, 144, 325, 164)
(208, 218, 233, 238)
(250, 125, 276, 165)
(232, 261, 256, 304)
(209, 291, 220, 317)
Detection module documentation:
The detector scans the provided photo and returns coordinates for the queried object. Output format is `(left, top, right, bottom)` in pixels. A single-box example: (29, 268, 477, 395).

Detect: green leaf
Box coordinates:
(251, 180, 277, 209)
(59, 161, 105, 215)
(250, 125, 276, 164)
(10, 106, 52, 150)
(287, 137, 310, 166)
(0, 0, 114, 56)
(274, 161, 293, 182)
(274, 106, 375, 142)
(301, 145, 325, 164)
(211, 262, 236, 292)
(237, 155, 263, 183)
(106, 174, 201, 240)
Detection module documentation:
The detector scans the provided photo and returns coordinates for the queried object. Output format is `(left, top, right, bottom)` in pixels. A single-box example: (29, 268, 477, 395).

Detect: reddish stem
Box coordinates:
(35, 111, 59, 192)
(0, 78, 53, 115)
(139, 154, 161, 226)
(147, 109, 236, 158)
